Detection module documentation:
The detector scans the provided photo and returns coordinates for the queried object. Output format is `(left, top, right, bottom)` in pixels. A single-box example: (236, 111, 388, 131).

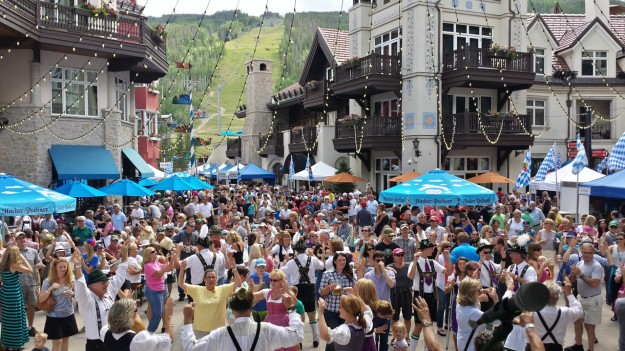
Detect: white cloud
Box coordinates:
(137, 0, 346, 17)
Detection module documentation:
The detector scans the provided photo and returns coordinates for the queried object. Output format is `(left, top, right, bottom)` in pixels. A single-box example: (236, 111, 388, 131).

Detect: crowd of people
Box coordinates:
(0, 184, 623, 351)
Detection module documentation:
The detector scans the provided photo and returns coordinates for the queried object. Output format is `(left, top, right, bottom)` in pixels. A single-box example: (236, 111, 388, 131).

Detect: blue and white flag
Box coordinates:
(607, 131, 625, 172)
(596, 158, 608, 173)
(306, 153, 313, 184)
(165, 162, 173, 175)
(236, 161, 241, 184)
(571, 134, 588, 175)
(515, 146, 531, 188)
(288, 157, 295, 182)
(556, 150, 562, 170)
(534, 143, 556, 182)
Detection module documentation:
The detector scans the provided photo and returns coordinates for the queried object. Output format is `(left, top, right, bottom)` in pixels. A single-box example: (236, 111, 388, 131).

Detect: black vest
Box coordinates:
(103, 330, 135, 351)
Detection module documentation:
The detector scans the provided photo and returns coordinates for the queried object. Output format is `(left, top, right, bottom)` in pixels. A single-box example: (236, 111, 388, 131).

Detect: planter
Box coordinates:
(342, 120, 363, 127)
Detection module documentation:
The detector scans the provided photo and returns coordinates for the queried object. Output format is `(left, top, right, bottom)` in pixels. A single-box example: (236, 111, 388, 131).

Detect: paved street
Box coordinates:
(21, 293, 621, 351)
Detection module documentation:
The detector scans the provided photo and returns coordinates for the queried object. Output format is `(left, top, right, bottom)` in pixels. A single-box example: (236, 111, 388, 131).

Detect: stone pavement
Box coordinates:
(22, 295, 621, 351)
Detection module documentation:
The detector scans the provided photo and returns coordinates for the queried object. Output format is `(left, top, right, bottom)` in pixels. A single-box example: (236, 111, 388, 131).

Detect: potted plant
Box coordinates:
(305, 80, 319, 90)
(339, 113, 363, 127)
(489, 43, 518, 60)
(291, 125, 303, 133)
(344, 56, 361, 68)
(155, 24, 168, 41)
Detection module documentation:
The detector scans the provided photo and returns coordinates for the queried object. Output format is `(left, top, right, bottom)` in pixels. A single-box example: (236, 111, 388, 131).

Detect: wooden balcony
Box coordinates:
(442, 48, 535, 92)
(333, 115, 402, 153)
(303, 79, 339, 111)
(226, 138, 241, 159)
(440, 112, 534, 148)
(289, 125, 317, 154)
(0, 0, 167, 83)
(258, 132, 284, 157)
(332, 53, 402, 98)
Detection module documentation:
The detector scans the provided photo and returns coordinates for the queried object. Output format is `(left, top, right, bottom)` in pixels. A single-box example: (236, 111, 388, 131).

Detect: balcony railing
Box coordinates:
(442, 47, 533, 73)
(258, 132, 284, 157)
(290, 125, 317, 152)
(335, 115, 402, 139)
(226, 138, 241, 158)
(335, 53, 402, 83)
(441, 112, 532, 135)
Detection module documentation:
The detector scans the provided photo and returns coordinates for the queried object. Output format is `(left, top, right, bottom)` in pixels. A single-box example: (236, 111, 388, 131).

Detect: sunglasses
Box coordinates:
(482, 251, 492, 254)
(394, 253, 405, 257)
(362, 229, 371, 232)
(367, 248, 374, 251)
(270, 279, 282, 283)
(375, 259, 385, 263)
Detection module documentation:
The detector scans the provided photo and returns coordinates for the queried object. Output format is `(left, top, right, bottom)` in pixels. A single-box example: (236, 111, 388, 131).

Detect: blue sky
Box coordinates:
(137, 0, 346, 17)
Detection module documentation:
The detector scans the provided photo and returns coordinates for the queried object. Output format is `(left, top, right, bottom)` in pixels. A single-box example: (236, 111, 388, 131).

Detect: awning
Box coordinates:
(49, 145, 120, 180)
(121, 147, 155, 178)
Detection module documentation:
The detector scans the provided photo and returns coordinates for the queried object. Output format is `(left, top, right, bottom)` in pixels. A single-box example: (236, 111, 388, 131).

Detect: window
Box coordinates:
(375, 157, 401, 191)
(527, 100, 546, 126)
(374, 29, 402, 55)
(534, 48, 545, 74)
(326, 67, 334, 83)
(581, 51, 607, 76)
(374, 99, 399, 116)
(442, 23, 492, 52)
(51, 67, 98, 117)
(443, 95, 492, 114)
(115, 77, 129, 122)
(442, 157, 490, 179)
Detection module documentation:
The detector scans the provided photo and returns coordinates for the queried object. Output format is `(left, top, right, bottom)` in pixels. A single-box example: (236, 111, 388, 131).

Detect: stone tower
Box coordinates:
(242, 59, 273, 166)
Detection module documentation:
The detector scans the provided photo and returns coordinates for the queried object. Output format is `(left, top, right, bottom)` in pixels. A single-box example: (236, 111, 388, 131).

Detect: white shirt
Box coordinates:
(425, 225, 447, 243)
(131, 208, 144, 227)
(410, 257, 446, 293)
(74, 262, 129, 341)
(435, 255, 448, 291)
(282, 253, 324, 286)
(328, 309, 374, 345)
(197, 203, 213, 219)
(504, 262, 537, 351)
(127, 256, 142, 284)
(184, 248, 226, 284)
(99, 326, 171, 350)
(348, 199, 357, 217)
(533, 294, 583, 345)
(507, 260, 538, 285)
(181, 314, 304, 351)
(479, 260, 502, 288)
(457, 290, 514, 351)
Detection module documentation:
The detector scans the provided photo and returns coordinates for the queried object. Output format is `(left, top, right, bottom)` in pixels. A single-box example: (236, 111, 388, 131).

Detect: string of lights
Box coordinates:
(353, 1, 375, 154)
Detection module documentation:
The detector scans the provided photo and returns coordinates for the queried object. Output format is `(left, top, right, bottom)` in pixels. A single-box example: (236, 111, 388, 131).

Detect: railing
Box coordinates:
(441, 112, 532, 135)
(9, 0, 36, 19)
(442, 47, 534, 73)
(226, 138, 241, 157)
(258, 132, 284, 155)
(335, 53, 402, 83)
(290, 125, 317, 145)
(335, 115, 402, 139)
(304, 79, 325, 100)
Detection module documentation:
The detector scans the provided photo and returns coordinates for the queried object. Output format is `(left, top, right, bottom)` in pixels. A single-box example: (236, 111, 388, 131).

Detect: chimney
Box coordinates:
(586, 0, 609, 25)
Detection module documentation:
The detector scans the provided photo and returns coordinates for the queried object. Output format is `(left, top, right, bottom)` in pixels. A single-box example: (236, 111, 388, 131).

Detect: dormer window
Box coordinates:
(581, 51, 607, 76)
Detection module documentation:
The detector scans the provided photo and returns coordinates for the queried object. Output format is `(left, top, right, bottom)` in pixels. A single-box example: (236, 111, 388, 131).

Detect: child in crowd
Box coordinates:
(32, 332, 50, 351)
(392, 322, 409, 351)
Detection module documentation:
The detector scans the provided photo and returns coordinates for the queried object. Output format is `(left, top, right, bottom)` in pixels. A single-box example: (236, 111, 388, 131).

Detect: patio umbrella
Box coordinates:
(379, 169, 497, 207)
(99, 179, 155, 196)
(467, 172, 515, 184)
(149, 175, 197, 191)
(181, 176, 215, 189)
(138, 178, 158, 187)
(218, 131, 241, 137)
(388, 171, 422, 183)
(0, 174, 76, 216)
(323, 172, 367, 183)
(53, 180, 108, 198)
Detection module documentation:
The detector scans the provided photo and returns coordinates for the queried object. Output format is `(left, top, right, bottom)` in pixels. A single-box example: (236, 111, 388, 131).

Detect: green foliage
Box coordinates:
(333, 160, 355, 194)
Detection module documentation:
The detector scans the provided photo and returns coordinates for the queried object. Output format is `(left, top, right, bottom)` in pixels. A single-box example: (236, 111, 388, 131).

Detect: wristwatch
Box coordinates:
(524, 323, 535, 331)
(422, 320, 432, 327)
(579, 274, 585, 279)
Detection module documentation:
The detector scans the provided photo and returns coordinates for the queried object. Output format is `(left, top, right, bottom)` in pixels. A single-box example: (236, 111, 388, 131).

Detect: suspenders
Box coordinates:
(227, 322, 262, 351)
(197, 252, 217, 270)
(94, 297, 102, 337)
(294, 256, 312, 285)
(537, 309, 562, 344)
(415, 259, 436, 297)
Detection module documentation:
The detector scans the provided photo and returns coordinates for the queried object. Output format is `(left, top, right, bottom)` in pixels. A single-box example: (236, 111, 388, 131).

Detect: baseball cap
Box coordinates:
(95, 244, 104, 250)
(255, 258, 267, 266)
(111, 235, 119, 241)
(522, 220, 530, 226)
(392, 248, 405, 256)
(429, 216, 440, 223)
(400, 223, 409, 229)
(609, 220, 619, 228)
(342, 193, 347, 196)
(85, 238, 96, 247)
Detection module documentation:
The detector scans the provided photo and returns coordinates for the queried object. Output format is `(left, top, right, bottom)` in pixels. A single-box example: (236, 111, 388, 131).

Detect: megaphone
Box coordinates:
(469, 282, 549, 328)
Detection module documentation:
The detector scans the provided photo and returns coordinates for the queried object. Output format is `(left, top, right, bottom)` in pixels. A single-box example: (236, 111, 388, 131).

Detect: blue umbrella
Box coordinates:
(181, 176, 214, 189)
(138, 178, 158, 187)
(379, 169, 497, 207)
(0, 174, 76, 215)
(53, 180, 108, 198)
(218, 131, 241, 137)
(99, 179, 155, 196)
(149, 175, 197, 191)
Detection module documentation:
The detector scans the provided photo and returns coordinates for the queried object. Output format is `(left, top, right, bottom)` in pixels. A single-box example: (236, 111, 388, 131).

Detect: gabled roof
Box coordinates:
(528, 14, 625, 47)
(554, 18, 624, 54)
(527, 14, 559, 44)
(298, 27, 349, 85)
(270, 82, 304, 107)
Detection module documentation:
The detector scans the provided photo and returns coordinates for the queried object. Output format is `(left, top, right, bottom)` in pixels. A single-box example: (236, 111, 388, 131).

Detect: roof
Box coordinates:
(271, 82, 304, 105)
(318, 28, 350, 64)
(555, 21, 594, 53)
(528, 14, 625, 47)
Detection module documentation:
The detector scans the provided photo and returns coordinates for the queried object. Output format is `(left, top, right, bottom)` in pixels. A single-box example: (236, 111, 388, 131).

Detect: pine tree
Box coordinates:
(333, 160, 355, 194)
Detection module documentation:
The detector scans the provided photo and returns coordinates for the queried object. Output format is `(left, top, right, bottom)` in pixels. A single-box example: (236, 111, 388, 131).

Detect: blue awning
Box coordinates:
(49, 145, 120, 180)
(121, 147, 154, 178)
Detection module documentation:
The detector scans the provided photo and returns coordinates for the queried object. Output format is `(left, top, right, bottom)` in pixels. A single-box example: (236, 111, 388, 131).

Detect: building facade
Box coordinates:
(0, 0, 167, 186)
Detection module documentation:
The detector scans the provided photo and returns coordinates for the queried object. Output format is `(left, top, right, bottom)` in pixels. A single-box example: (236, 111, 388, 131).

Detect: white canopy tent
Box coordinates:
(292, 161, 338, 181)
(148, 164, 165, 180)
(532, 162, 604, 191)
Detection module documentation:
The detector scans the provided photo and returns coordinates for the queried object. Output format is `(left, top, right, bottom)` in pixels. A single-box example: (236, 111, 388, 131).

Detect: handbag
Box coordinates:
(36, 293, 57, 313)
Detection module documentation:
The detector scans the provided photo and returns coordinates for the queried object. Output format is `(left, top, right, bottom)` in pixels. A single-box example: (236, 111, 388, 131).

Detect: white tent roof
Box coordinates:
(226, 164, 246, 174)
(292, 161, 338, 181)
(148, 164, 165, 180)
(532, 162, 604, 191)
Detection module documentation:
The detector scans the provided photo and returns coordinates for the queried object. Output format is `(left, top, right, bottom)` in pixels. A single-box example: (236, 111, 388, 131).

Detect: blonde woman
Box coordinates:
(226, 231, 245, 267)
(100, 214, 114, 247)
(479, 225, 494, 242)
(0, 246, 33, 350)
(247, 243, 262, 271)
(142, 246, 176, 333)
(39, 259, 78, 351)
(81, 239, 99, 282)
(318, 295, 372, 351)
(354, 279, 379, 351)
